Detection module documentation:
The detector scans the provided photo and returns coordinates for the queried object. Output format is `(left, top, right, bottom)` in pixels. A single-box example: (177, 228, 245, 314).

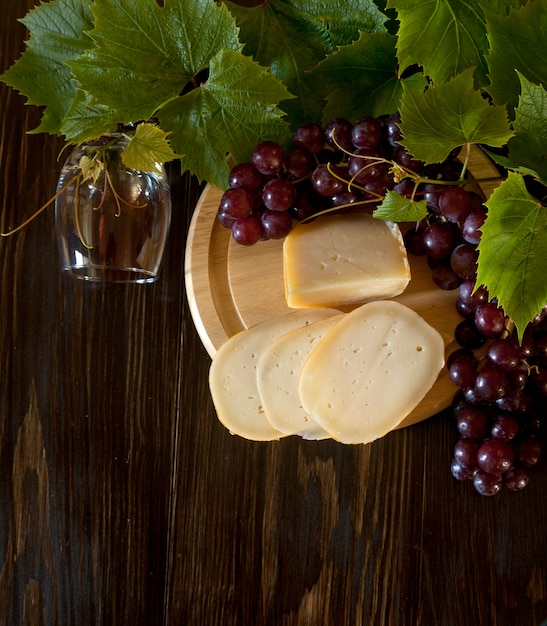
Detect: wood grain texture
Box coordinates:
(1, 2, 547, 625)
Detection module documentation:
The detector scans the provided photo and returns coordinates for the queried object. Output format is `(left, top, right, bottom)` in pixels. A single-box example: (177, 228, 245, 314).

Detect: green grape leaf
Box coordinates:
(386, 0, 489, 86)
(485, 0, 547, 113)
(70, 0, 243, 123)
(505, 73, 547, 186)
(480, 0, 530, 11)
(482, 149, 541, 182)
(225, 0, 387, 126)
(0, 0, 95, 135)
(60, 89, 118, 144)
(158, 49, 294, 189)
(398, 68, 514, 164)
(122, 123, 180, 173)
(477, 172, 547, 340)
(373, 190, 428, 222)
(313, 32, 401, 122)
(79, 154, 105, 184)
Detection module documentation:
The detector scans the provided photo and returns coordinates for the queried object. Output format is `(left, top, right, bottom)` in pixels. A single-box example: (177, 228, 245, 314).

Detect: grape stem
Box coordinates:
(1, 145, 148, 245)
(0, 173, 80, 238)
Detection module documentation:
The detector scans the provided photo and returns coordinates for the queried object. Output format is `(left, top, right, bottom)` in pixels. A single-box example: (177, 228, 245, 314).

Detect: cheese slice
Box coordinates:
(283, 212, 410, 308)
(298, 300, 445, 444)
(257, 314, 343, 439)
(209, 308, 340, 441)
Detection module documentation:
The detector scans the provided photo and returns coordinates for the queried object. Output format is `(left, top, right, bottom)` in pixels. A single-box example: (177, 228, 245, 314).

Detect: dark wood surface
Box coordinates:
(1, 2, 546, 625)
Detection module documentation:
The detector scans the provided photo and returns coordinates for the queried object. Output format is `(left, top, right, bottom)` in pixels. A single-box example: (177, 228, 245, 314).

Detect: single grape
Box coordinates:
(364, 172, 392, 197)
(490, 414, 520, 441)
(455, 319, 488, 350)
(474, 302, 506, 337)
(311, 164, 346, 197)
(403, 227, 426, 255)
(474, 365, 510, 402)
(447, 347, 477, 369)
(462, 210, 486, 245)
(393, 178, 416, 199)
(438, 186, 473, 223)
(347, 148, 381, 184)
(285, 148, 314, 178)
(454, 438, 480, 469)
(519, 331, 535, 360)
(289, 187, 321, 221)
(324, 117, 353, 151)
(478, 438, 515, 475)
(252, 141, 285, 175)
(384, 111, 402, 147)
(293, 122, 325, 153)
(468, 191, 484, 213)
(456, 297, 477, 320)
(422, 221, 459, 259)
(448, 349, 479, 388)
(517, 436, 542, 467)
(422, 183, 444, 213)
(351, 116, 383, 150)
(219, 187, 254, 218)
(228, 162, 263, 191)
(473, 470, 503, 496)
(456, 405, 489, 439)
(503, 466, 530, 491)
(450, 243, 478, 280)
(330, 189, 364, 207)
(486, 338, 521, 371)
(260, 209, 293, 239)
(231, 215, 263, 245)
(217, 207, 236, 229)
(507, 360, 529, 389)
(451, 390, 470, 415)
(436, 159, 465, 182)
(262, 178, 296, 211)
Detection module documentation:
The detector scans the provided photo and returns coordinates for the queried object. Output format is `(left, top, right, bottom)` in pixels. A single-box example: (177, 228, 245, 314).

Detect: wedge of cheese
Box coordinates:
(257, 314, 343, 439)
(283, 212, 410, 308)
(209, 308, 340, 441)
(298, 300, 445, 444)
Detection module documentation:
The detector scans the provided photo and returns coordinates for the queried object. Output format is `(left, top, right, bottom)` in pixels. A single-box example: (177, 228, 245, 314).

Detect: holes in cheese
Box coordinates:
(256, 314, 344, 440)
(208, 308, 340, 441)
(298, 300, 445, 445)
(283, 212, 410, 308)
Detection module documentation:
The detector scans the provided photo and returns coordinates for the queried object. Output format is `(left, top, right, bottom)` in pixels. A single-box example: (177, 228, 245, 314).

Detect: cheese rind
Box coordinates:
(283, 212, 410, 308)
(257, 314, 343, 439)
(298, 300, 445, 444)
(208, 308, 340, 441)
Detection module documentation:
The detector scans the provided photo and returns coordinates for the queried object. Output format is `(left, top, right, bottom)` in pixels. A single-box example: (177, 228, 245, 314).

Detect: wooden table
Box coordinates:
(1, 2, 546, 624)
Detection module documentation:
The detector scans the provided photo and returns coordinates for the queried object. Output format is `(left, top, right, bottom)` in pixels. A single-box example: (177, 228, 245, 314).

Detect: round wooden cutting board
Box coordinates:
(184, 147, 500, 426)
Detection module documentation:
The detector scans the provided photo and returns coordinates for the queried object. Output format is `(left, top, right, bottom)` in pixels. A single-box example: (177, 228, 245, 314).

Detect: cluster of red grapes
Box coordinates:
(401, 167, 546, 496)
(217, 112, 544, 495)
(448, 320, 546, 496)
(217, 113, 465, 245)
